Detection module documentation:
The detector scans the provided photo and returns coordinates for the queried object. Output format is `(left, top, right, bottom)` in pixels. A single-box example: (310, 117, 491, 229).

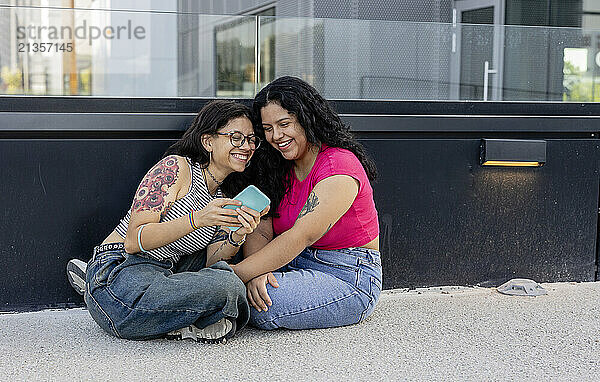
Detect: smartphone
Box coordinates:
(223, 185, 271, 231)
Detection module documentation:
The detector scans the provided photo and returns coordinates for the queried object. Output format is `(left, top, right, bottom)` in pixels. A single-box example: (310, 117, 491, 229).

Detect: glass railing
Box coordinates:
(0, 5, 597, 102)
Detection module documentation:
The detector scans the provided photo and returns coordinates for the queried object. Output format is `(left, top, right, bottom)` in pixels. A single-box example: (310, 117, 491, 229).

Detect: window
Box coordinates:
(214, 7, 275, 97)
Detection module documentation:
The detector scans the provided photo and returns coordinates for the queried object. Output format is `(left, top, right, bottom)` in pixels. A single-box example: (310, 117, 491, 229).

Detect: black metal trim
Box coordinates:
(3, 111, 600, 133)
(356, 131, 594, 139)
(0, 130, 183, 139)
(0, 130, 593, 140)
(4, 96, 600, 116)
(0, 97, 244, 113)
(342, 115, 600, 133)
(597, 183, 600, 282)
(0, 112, 194, 132)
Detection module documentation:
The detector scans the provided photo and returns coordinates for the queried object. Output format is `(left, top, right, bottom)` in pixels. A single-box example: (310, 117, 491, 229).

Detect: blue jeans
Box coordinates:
(250, 247, 382, 330)
(84, 248, 249, 340)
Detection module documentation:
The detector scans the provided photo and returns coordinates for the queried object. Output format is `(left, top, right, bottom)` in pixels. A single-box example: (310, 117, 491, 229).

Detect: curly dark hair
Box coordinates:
(252, 76, 378, 214)
(163, 99, 255, 197)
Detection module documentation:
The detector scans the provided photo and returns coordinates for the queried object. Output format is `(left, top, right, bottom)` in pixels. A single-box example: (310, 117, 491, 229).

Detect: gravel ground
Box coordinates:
(1, 282, 599, 381)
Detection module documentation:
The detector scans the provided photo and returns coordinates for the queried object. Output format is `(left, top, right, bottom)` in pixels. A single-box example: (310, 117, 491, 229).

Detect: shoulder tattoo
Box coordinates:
(132, 155, 180, 213)
(297, 191, 319, 220)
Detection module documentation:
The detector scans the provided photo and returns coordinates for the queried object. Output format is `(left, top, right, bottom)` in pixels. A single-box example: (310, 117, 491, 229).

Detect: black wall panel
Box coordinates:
(1, 135, 598, 310)
(0, 140, 175, 310)
(365, 139, 599, 288)
(0, 100, 598, 311)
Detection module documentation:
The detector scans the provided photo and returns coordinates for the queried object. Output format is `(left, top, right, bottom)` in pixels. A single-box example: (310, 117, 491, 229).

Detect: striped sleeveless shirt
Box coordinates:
(114, 158, 222, 263)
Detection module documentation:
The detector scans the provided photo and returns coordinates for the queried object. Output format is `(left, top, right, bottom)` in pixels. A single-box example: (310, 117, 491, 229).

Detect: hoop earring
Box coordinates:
(245, 159, 251, 168)
(209, 151, 212, 164)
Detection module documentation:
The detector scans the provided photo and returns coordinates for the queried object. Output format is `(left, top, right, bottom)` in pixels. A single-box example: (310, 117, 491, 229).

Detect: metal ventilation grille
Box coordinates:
(312, 0, 452, 22)
(505, 0, 582, 27)
(361, 21, 452, 100)
(270, 17, 452, 100)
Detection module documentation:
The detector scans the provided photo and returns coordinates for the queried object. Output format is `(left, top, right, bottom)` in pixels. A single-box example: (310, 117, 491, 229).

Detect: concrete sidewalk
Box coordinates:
(1, 282, 599, 381)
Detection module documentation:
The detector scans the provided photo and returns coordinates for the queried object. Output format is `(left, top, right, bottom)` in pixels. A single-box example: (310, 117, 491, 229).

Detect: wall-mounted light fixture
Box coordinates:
(480, 139, 546, 167)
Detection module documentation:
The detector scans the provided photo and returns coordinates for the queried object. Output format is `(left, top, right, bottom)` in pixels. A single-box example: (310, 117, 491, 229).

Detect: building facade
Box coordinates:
(1, 1, 599, 100)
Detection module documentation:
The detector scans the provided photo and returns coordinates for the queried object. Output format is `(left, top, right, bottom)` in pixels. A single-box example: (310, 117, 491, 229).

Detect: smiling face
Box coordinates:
(207, 116, 255, 174)
(260, 102, 310, 162)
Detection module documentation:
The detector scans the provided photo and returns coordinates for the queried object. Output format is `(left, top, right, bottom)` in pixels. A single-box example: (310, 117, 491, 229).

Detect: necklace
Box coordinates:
(205, 166, 223, 186)
(203, 167, 223, 197)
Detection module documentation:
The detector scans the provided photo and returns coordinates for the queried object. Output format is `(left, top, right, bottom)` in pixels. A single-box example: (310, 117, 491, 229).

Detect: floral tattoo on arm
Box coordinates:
(297, 191, 319, 220)
(295, 193, 333, 236)
(132, 156, 179, 213)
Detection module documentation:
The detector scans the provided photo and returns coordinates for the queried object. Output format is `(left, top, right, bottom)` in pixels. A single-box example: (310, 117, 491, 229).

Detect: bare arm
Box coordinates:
(205, 207, 271, 266)
(242, 216, 277, 312)
(231, 175, 359, 282)
(205, 228, 231, 266)
(204, 227, 246, 267)
(243, 217, 273, 258)
(124, 155, 243, 254)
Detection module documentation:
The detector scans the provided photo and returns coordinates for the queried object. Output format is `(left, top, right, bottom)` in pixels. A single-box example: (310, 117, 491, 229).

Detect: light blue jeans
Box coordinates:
(84, 248, 249, 340)
(250, 247, 382, 330)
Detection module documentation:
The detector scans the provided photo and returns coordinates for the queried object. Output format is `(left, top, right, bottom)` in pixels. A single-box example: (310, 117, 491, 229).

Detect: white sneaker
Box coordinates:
(66, 259, 87, 296)
(166, 317, 236, 344)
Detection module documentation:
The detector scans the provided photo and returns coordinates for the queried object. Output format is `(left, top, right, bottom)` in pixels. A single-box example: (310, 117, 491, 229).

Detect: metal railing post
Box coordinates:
(254, 15, 260, 96)
(483, 60, 497, 101)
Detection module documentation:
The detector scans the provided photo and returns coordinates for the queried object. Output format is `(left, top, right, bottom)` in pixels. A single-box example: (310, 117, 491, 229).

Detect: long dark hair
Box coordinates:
(252, 76, 378, 212)
(164, 100, 254, 197)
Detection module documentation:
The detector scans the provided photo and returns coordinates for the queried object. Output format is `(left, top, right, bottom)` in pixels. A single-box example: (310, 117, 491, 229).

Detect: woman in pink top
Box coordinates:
(230, 76, 382, 329)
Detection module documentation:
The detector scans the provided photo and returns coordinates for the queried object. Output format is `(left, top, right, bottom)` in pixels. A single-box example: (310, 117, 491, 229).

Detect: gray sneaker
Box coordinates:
(66, 259, 87, 296)
(166, 317, 237, 344)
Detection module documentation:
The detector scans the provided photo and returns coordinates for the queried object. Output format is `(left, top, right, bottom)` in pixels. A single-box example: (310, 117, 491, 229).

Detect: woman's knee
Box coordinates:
(247, 283, 290, 330)
(249, 307, 279, 330)
(210, 267, 246, 300)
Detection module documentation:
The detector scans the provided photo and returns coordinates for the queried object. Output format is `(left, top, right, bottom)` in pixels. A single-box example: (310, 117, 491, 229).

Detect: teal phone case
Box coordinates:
(223, 185, 271, 231)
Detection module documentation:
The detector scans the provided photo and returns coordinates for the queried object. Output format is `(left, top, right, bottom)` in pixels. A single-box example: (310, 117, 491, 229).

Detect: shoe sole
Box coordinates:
(66, 259, 87, 296)
(166, 318, 236, 344)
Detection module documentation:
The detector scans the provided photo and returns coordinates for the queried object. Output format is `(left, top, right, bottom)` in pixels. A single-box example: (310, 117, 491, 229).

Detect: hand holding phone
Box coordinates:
(224, 185, 271, 231)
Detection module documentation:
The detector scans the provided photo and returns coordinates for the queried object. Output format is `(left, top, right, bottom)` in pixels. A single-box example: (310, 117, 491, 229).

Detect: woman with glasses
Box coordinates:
(231, 76, 382, 330)
(67, 100, 267, 343)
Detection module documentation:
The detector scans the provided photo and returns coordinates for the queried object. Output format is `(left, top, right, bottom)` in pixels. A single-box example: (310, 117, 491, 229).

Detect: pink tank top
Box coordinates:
(273, 144, 379, 250)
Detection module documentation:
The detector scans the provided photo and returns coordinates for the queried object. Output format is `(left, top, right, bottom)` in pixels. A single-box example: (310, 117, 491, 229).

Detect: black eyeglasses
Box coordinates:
(216, 131, 261, 149)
